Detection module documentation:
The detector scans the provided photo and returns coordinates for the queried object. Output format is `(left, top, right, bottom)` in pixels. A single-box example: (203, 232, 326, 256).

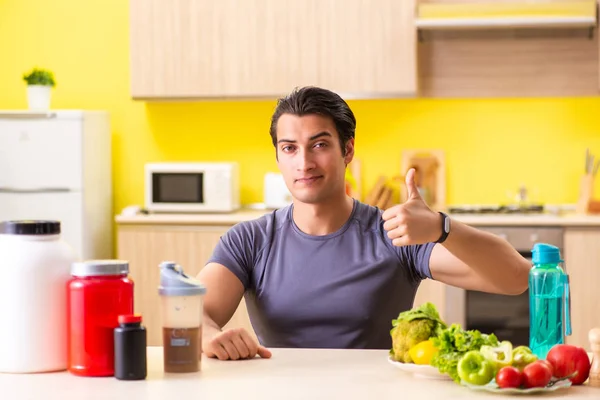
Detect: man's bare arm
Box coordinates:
(196, 263, 271, 360)
(428, 221, 530, 295)
(383, 168, 529, 296)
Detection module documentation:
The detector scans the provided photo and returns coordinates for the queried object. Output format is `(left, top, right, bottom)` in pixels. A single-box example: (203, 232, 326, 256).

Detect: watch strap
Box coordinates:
(435, 211, 450, 244)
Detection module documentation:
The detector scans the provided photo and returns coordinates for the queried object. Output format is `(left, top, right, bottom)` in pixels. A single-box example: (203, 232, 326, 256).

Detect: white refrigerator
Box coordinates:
(0, 110, 113, 260)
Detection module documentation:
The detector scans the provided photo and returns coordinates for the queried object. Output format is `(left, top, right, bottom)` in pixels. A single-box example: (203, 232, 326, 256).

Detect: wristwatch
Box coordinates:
(435, 212, 451, 244)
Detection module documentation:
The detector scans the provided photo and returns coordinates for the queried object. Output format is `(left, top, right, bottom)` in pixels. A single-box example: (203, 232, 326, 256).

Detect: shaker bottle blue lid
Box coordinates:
(532, 243, 563, 265)
(158, 261, 207, 296)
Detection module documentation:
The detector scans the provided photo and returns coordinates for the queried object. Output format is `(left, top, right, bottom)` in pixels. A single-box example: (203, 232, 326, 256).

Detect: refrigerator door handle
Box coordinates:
(0, 187, 72, 194)
(0, 112, 57, 119)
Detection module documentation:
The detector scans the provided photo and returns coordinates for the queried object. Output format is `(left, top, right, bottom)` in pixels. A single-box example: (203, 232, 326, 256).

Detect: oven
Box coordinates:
(445, 226, 564, 347)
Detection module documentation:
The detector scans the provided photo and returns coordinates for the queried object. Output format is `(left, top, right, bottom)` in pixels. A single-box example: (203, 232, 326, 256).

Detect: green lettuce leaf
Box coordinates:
(430, 323, 499, 382)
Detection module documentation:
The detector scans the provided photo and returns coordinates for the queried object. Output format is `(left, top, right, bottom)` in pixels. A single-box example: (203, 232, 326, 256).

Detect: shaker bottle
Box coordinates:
(528, 243, 571, 360)
(158, 261, 206, 373)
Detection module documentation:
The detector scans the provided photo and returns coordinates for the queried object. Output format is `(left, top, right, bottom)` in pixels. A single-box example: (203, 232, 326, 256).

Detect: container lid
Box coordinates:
(118, 314, 142, 324)
(0, 220, 60, 235)
(532, 243, 563, 265)
(158, 261, 206, 296)
(71, 260, 129, 277)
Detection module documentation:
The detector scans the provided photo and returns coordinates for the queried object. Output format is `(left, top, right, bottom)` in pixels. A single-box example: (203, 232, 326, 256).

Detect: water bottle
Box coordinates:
(529, 243, 572, 360)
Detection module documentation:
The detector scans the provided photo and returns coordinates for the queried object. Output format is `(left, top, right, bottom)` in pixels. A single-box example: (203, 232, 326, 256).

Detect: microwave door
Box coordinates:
(151, 172, 204, 207)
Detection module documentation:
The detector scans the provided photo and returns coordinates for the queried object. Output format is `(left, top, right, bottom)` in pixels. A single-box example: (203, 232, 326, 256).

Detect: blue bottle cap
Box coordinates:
(532, 243, 563, 265)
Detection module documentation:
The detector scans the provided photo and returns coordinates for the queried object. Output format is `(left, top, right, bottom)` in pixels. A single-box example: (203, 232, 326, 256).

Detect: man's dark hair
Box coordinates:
(269, 86, 356, 156)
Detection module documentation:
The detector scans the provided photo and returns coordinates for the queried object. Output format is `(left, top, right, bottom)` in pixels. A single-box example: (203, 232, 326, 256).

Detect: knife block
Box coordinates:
(576, 174, 599, 214)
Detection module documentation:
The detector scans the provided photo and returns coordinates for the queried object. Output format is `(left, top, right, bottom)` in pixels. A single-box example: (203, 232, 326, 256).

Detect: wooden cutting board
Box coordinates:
(400, 149, 446, 211)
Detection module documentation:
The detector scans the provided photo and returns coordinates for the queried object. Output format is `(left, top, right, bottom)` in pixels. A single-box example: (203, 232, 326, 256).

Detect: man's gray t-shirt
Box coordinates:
(206, 199, 436, 350)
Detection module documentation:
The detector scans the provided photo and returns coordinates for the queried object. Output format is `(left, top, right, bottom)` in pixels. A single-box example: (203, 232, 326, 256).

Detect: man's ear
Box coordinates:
(344, 138, 355, 165)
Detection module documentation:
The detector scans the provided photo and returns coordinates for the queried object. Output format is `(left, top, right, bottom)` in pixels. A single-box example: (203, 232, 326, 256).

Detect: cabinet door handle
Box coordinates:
(0, 187, 71, 193)
(0, 112, 57, 119)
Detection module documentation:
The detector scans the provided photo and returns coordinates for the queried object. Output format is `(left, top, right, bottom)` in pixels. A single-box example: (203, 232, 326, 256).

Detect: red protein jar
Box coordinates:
(67, 260, 134, 376)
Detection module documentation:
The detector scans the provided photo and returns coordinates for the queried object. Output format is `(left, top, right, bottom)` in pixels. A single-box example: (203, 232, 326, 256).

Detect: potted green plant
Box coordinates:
(22, 67, 56, 111)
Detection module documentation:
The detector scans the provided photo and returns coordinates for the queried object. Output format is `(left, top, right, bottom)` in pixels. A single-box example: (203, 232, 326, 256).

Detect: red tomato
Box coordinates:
(546, 344, 591, 385)
(539, 359, 554, 376)
(522, 360, 553, 388)
(496, 366, 523, 389)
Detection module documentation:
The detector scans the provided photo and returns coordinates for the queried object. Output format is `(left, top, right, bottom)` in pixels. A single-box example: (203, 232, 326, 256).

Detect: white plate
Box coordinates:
(461, 378, 572, 394)
(387, 356, 452, 380)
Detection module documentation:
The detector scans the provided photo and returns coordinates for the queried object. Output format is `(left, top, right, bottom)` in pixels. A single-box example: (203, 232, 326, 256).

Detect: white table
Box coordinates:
(0, 347, 598, 399)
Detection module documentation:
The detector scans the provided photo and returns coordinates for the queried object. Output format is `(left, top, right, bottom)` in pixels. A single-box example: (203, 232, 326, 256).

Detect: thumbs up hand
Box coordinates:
(382, 168, 441, 247)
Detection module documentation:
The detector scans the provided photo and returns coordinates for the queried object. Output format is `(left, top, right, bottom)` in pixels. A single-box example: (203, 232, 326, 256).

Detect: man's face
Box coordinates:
(275, 113, 354, 204)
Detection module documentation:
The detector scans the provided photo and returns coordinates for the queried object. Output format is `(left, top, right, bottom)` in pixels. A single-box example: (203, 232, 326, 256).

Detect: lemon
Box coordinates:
(409, 339, 438, 365)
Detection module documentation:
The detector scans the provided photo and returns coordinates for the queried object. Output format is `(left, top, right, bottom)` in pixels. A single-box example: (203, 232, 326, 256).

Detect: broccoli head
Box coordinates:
(389, 302, 447, 363)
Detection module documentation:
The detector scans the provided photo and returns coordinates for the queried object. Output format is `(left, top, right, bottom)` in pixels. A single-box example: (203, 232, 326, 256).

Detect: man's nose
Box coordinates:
(296, 149, 316, 171)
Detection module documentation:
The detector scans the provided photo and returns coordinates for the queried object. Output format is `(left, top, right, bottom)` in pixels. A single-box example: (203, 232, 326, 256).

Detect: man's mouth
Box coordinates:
(295, 176, 323, 184)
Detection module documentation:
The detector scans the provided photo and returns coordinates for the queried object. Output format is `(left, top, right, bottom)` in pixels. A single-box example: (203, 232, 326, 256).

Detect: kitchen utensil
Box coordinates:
(364, 175, 397, 209)
(461, 378, 571, 394)
(387, 356, 451, 380)
(576, 174, 595, 214)
(365, 176, 387, 206)
(585, 148, 591, 173)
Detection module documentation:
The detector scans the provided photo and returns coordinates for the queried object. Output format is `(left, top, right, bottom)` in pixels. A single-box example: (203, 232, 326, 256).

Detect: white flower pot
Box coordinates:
(27, 85, 52, 111)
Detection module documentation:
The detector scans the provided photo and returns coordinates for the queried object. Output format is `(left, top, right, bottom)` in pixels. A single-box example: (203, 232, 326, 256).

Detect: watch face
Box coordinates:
(443, 214, 451, 233)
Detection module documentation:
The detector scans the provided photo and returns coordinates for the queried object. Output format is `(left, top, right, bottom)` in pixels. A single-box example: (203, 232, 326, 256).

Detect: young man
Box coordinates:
(197, 86, 530, 361)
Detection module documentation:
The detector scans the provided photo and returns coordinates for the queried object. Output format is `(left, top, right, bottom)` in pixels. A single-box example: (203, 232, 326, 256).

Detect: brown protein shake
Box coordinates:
(158, 262, 206, 373)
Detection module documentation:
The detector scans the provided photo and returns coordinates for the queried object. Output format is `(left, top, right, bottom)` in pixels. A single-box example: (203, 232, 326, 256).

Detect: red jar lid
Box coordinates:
(118, 314, 142, 324)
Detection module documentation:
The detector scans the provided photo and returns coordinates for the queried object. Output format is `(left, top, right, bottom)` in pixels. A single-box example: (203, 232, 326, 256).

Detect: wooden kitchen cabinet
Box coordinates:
(117, 224, 256, 346)
(129, 0, 417, 99)
(564, 227, 600, 351)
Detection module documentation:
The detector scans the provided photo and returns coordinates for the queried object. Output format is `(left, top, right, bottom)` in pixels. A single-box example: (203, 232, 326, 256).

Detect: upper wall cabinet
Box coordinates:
(129, 0, 417, 99)
(415, 0, 600, 98)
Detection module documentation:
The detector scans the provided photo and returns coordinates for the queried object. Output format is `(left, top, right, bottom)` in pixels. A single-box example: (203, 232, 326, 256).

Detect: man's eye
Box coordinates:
(282, 145, 294, 152)
(315, 142, 327, 148)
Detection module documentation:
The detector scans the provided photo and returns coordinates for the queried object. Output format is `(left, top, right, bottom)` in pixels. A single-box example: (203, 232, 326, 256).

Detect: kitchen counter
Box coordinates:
(116, 209, 269, 226)
(115, 208, 600, 227)
(1, 347, 597, 399)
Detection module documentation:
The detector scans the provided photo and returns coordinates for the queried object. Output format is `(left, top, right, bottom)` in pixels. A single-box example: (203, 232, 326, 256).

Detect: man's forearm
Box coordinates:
(443, 220, 531, 294)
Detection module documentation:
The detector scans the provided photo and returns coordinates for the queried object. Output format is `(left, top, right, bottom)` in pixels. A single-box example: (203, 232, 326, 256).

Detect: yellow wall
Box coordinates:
(2, 0, 600, 220)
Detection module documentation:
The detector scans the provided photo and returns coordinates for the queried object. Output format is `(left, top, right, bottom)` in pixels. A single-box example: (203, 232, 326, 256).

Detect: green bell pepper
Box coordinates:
(457, 350, 495, 386)
(511, 346, 538, 371)
(480, 341, 513, 372)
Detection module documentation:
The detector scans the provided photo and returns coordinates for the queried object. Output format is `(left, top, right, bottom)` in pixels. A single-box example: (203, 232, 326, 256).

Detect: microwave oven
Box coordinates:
(145, 162, 240, 213)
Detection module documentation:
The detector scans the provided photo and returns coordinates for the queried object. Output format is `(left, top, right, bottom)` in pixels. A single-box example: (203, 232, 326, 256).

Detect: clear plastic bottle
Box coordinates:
(529, 243, 571, 360)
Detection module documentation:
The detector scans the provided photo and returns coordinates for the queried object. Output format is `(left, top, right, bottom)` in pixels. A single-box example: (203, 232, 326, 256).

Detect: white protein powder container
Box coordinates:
(0, 220, 76, 373)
